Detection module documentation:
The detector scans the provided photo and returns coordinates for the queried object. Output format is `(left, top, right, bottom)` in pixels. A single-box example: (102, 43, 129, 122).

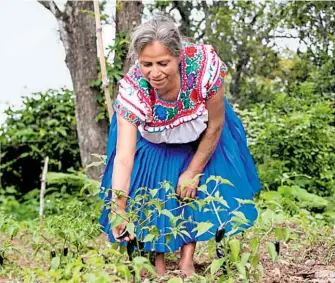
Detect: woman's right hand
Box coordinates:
(111, 206, 135, 242)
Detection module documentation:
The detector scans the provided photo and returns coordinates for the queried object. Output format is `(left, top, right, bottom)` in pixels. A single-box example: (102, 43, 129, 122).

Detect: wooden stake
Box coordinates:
(93, 0, 114, 121)
(40, 156, 49, 227)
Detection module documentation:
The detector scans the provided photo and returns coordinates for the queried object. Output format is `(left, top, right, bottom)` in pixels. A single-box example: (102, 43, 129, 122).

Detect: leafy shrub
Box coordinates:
(237, 82, 335, 196)
(260, 185, 329, 214)
(0, 89, 81, 195)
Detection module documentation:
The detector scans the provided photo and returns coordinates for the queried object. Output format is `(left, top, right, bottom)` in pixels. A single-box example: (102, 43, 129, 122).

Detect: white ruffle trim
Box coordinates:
(138, 108, 209, 144)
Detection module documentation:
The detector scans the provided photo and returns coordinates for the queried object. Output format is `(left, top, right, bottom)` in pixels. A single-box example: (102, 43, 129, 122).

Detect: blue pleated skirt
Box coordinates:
(98, 98, 261, 253)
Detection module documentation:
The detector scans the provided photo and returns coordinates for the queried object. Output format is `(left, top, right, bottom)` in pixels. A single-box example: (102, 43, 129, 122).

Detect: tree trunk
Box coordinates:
(38, 1, 108, 180)
(116, 0, 144, 73)
(172, 1, 192, 37)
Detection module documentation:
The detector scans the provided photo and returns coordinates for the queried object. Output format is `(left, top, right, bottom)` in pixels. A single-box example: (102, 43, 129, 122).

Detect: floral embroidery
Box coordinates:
(207, 62, 228, 99)
(190, 89, 198, 103)
(115, 43, 228, 130)
(113, 99, 141, 126)
(185, 46, 197, 58)
(153, 105, 168, 120)
(187, 73, 196, 89)
(133, 67, 142, 79)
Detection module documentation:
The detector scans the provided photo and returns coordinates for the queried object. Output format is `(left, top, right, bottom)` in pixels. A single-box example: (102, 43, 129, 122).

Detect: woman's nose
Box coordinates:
(151, 65, 161, 78)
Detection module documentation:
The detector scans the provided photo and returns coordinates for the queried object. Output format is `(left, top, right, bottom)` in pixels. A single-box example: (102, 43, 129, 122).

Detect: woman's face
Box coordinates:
(138, 41, 180, 91)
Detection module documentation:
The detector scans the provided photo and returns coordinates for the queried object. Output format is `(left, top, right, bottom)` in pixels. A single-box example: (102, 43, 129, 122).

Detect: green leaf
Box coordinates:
(109, 214, 124, 229)
(132, 256, 147, 265)
(283, 227, 291, 242)
(229, 239, 240, 261)
(258, 263, 264, 278)
(275, 227, 282, 241)
(218, 177, 234, 186)
(231, 211, 248, 222)
(250, 255, 259, 268)
(210, 258, 225, 275)
(85, 161, 104, 168)
(142, 234, 155, 243)
(19, 152, 31, 158)
(51, 256, 60, 270)
(167, 278, 183, 283)
(180, 229, 191, 239)
(241, 252, 250, 265)
(266, 242, 278, 261)
(206, 176, 218, 184)
(250, 237, 259, 253)
(150, 189, 159, 198)
(56, 127, 67, 137)
(235, 198, 254, 205)
(261, 210, 274, 225)
(126, 222, 135, 235)
(218, 198, 229, 208)
(235, 262, 246, 278)
(165, 234, 172, 245)
(161, 209, 174, 219)
(197, 184, 208, 193)
(230, 215, 248, 227)
(8, 226, 19, 238)
(192, 222, 214, 237)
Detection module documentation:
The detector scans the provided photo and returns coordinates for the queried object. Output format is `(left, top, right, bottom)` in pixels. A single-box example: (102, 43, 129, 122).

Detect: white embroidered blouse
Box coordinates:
(113, 43, 228, 144)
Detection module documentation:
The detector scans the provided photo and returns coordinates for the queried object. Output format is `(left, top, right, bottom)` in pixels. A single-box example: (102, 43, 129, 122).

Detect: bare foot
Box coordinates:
(179, 242, 196, 276)
(155, 253, 166, 276)
(179, 259, 195, 276)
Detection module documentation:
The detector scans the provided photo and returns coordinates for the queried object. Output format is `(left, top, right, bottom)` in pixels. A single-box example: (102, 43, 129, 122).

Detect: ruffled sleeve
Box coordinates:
(201, 45, 228, 100)
(113, 65, 152, 126)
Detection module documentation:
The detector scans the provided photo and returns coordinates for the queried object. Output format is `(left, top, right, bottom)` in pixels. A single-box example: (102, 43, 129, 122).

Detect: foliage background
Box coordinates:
(0, 1, 334, 281)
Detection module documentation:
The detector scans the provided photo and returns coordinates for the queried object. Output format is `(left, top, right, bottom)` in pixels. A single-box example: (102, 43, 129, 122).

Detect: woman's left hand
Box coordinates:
(176, 170, 200, 200)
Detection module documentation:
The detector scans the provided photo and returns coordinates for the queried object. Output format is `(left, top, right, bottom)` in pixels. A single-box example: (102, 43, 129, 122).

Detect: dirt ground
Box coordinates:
(1, 231, 335, 282)
(162, 234, 335, 282)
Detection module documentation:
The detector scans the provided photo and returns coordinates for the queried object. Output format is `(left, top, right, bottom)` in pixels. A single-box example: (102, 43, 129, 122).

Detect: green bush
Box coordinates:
(238, 82, 335, 196)
(0, 89, 81, 195)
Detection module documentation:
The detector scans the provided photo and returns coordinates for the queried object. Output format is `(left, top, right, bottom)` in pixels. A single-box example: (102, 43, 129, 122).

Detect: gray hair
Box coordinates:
(128, 16, 183, 62)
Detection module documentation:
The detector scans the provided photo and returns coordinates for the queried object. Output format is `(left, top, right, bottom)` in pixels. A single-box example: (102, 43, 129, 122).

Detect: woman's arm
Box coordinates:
(111, 114, 137, 240)
(188, 86, 225, 173)
(177, 87, 225, 199)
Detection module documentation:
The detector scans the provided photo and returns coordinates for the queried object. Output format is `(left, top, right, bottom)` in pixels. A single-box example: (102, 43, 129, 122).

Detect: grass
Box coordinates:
(0, 198, 334, 282)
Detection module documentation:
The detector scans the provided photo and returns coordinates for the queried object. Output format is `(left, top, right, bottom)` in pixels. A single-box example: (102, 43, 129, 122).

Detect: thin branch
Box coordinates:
(193, 18, 206, 40)
(167, 1, 176, 14)
(38, 1, 62, 18)
(37, 0, 51, 11)
(268, 35, 300, 39)
(250, 3, 266, 27)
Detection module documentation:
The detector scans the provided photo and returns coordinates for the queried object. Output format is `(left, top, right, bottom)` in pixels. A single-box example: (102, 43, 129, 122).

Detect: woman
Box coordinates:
(99, 16, 261, 276)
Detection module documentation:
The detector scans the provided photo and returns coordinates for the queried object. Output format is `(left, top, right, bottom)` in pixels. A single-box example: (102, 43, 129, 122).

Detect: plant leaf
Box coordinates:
(210, 258, 225, 275)
(229, 239, 240, 261)
(192, 222, 214, 237)
(267, 242, 278, 261)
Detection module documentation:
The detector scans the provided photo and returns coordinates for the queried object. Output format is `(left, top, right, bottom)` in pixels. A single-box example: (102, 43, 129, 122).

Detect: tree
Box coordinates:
(283, 1, 335, 67)
(204, 1, 286, 105)
(115, 0, 144, 73)
(38, 1, 108, 180)
(147, 0, 208, 40)
(151, 1, 283, 105)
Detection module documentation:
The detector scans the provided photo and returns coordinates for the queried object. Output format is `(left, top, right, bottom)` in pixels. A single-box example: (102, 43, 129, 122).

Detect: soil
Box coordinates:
(1, 229, 334, 282)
